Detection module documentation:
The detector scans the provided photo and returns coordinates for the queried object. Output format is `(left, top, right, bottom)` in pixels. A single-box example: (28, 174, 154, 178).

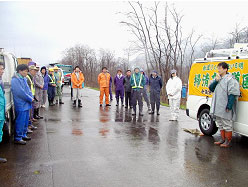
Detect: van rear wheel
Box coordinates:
(199, 109, 218, 136)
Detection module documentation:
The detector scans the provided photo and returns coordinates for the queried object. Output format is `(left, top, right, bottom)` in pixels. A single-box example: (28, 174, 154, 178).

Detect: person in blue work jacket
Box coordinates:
(11, 64, 33, 145)
(130, 67, 146, 116)
(0, 62, 7, 163)
(149, 70, 163, 115)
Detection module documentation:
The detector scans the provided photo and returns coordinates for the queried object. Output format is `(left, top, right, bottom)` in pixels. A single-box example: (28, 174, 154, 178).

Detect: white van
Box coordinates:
(186, 43, 248, 137)
(0, 48, 18, 139)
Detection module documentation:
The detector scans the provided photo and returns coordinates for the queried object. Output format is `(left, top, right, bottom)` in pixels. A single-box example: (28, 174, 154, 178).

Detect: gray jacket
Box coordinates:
(34, 72, 44, 90)
(210, 73, 240, 121)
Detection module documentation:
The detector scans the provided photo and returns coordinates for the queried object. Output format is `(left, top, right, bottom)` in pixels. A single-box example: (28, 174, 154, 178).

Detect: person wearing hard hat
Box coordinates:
(166, 69, 182, 121)
(53, 66, 64, 104)
(130, 67, 146, 116)
(0, 62, 7, 162)
(71, 66, 85, 107)
(47, 68, 56, 106)
(140, 69, 151, 111)
(26, 65, 38, 133)
(98, 67, 111, 107)
(149, 70, 163, 115)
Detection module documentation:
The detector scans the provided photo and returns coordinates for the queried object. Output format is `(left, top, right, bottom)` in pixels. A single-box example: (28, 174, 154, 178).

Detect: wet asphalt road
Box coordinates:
(0, 86, 248, 187)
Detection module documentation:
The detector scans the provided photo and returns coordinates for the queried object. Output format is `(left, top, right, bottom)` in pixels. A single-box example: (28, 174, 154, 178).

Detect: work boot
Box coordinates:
(78, 100, 82, 107)
(73, 100, 76, 107)
(32, 118, 38, 123)
(34, 109, 40, 119)
(59, 99, 64, 104)
(0, 157, 7, 163)
(37, 109, 43, 119)
(132, 108, 136, 116)
(29, 125, 37, 130)
(149, 110, 154, 115)
(148, 105, 151, 111)
(220, 131, 232, 148)
(51, 99, 55, 106)
(23, 136, 31, 141)
(49, 100, 53, 106)
(156, 106, 160, 115)
(214, 130, 225, 145)
(14, 140, 26, 145)
(27, 128, 33, 134)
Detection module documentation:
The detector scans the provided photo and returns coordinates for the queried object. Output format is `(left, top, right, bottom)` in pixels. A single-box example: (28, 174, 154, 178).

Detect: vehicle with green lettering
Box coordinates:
(186, 43, 248, 136)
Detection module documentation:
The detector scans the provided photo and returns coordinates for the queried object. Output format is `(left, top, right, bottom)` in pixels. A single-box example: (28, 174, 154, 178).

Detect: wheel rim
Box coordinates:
(200, 113, 211, 130)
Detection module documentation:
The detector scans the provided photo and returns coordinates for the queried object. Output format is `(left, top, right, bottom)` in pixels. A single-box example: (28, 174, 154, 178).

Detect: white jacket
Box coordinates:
(166, 76, 182, 100)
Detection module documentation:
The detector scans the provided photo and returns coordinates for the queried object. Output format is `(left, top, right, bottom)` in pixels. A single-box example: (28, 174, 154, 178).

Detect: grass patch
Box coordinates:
(161, 102, 186, 110)
(87, 87, 100, 91)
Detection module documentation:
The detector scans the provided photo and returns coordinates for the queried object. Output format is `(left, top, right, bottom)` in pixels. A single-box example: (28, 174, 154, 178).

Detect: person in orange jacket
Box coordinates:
(71, 66, 85, 107)
(98, 67, 111, 107)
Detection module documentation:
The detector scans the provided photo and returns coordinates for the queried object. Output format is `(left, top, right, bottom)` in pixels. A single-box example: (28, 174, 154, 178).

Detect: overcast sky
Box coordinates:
(1, 1, 248, 65)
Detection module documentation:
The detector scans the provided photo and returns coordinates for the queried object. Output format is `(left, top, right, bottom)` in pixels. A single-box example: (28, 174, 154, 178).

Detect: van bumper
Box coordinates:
(186, 109, 189, 116)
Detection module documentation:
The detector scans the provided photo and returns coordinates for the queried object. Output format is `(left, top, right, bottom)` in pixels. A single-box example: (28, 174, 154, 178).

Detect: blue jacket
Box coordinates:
(11, 74, 33, 111)
(0, 86, 5, 121)
(42, 72, 50, 90)
(149, 75, 163, 93)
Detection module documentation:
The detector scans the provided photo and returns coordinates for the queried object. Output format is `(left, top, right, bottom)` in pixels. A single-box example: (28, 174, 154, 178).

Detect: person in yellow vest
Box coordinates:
(26, 65, 38, 132)
(53, 66, 64, 104)
(47, 68, 56, 106)
(130, 67, 146, 116)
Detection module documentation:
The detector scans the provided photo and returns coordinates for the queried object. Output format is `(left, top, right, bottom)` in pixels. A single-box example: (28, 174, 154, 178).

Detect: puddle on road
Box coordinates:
(46, 128, 57, 133)
(72, 129, 83, 136)
(44, 118, 85, 122)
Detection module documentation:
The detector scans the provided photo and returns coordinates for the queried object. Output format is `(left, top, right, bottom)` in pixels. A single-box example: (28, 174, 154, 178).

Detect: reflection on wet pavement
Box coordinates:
(1, 87, 248, 187)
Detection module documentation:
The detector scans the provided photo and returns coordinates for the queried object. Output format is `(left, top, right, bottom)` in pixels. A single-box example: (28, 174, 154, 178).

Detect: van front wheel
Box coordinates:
(199, 109, 218, 136)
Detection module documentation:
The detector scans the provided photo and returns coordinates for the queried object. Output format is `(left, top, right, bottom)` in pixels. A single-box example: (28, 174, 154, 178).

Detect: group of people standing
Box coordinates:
(0, 62, 65, 162)
(0, 62, 183, 163)
(0, 60, 241, 165)
(97, 66, 182, 119)
(6, 63, 64, 147)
